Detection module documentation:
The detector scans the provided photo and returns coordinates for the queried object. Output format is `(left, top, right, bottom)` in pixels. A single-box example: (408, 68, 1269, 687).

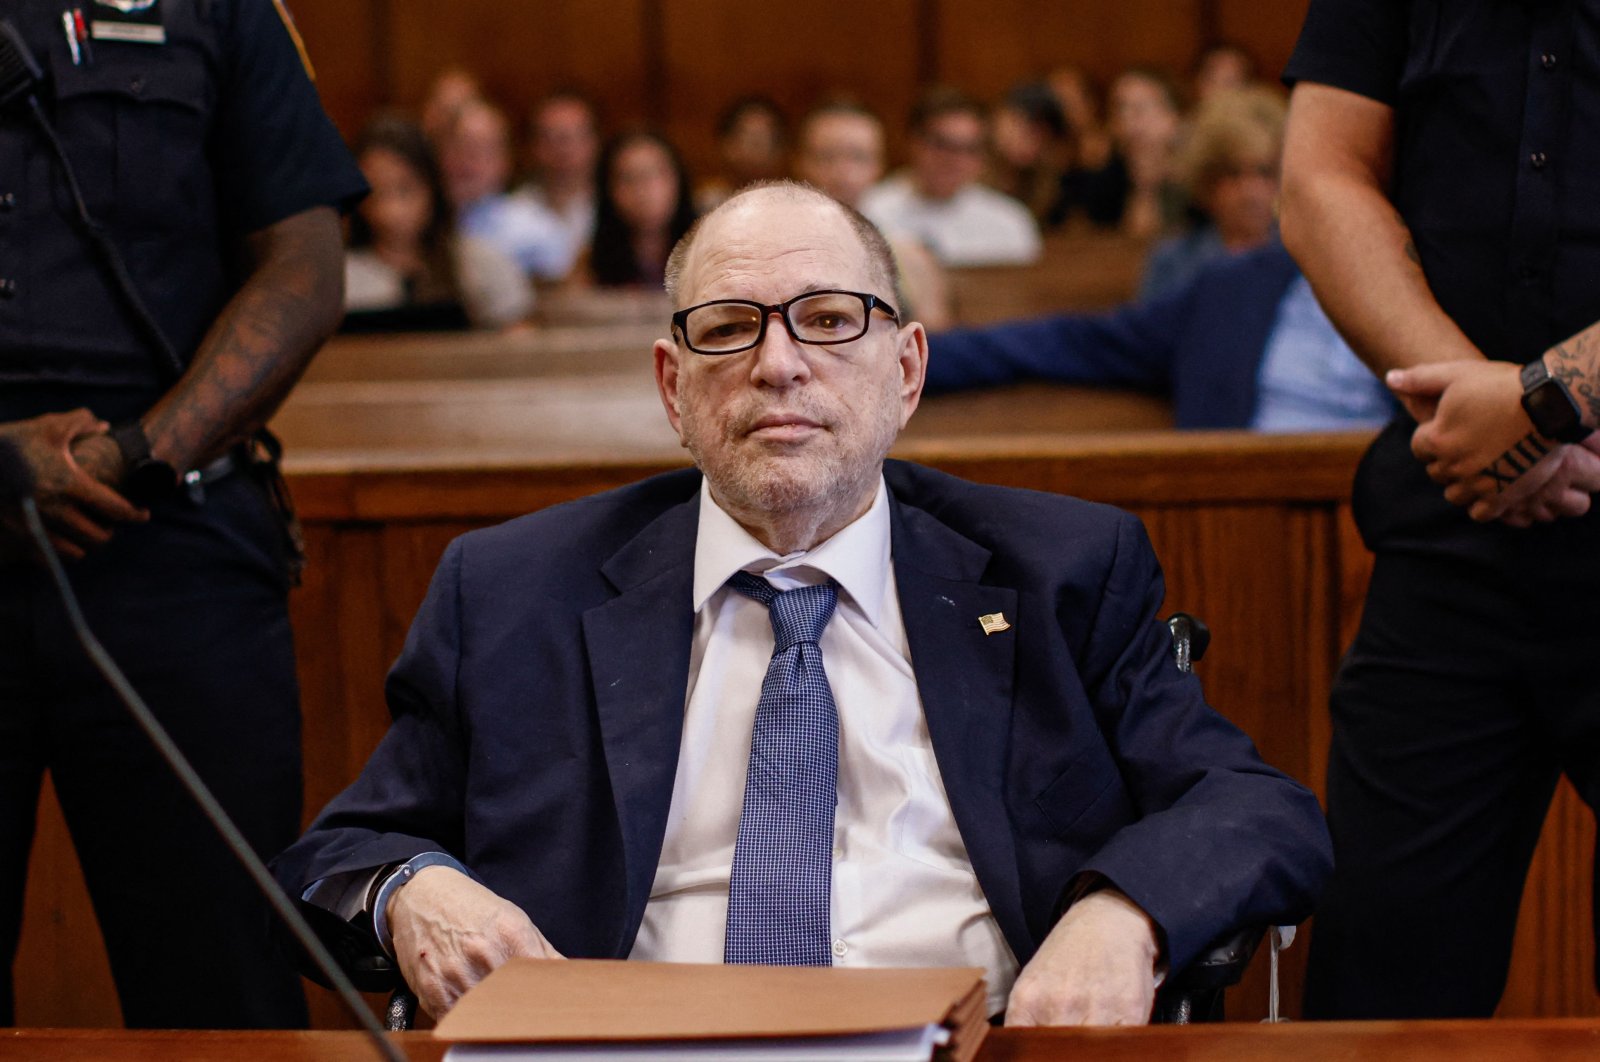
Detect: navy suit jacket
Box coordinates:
(275, 461, 1330, 980)
(925, 242, 1303, 429)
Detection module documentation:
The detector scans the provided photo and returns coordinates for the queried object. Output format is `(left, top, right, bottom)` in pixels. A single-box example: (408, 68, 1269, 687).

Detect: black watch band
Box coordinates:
(1519, 359, 1594, 444)
(108, 420, 179, 505)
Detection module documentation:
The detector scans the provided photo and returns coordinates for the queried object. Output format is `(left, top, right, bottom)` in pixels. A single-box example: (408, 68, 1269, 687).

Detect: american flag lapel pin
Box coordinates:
(978, 612, 1011, 636)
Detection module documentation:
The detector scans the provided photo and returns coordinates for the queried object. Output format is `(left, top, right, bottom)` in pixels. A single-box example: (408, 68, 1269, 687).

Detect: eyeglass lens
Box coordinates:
(684, 292, 871, 352)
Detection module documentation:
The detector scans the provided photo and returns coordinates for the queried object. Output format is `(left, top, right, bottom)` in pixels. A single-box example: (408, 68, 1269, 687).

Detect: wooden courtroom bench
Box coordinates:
(307, 227, 1153, 389)
(302, 324, 665, 384)
(534, 286, 673, 327)
(14, 406, 1595, 1030)
(946, 230, 1151, 325)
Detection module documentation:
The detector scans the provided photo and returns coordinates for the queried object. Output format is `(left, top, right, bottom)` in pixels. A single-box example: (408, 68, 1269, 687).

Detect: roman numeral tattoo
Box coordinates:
(1480, 432, 1551, 492)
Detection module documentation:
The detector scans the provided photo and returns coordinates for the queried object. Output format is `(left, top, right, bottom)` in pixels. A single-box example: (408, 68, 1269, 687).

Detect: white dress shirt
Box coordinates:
(859, 176, 1041, 267)
(513, 183, 597, 258)
(629, 478, 1019, 1015)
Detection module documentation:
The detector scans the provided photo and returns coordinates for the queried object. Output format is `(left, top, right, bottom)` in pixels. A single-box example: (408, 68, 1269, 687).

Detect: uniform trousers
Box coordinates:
(0, 470, 308, 1028)
(1304, 545, 1600, 1018)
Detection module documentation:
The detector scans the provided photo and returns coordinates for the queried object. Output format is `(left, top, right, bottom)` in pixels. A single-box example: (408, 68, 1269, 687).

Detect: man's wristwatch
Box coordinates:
(108, 420, 179, 505)
(1520, 357, 1594, 444)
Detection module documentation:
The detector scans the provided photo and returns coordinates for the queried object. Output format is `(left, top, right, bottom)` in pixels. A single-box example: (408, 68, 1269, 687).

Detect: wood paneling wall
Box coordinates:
(286, 0, 1310, 175)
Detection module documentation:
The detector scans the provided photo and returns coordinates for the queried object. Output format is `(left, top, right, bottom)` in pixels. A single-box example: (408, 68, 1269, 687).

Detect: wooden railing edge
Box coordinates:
(283, 431, 1376, 522)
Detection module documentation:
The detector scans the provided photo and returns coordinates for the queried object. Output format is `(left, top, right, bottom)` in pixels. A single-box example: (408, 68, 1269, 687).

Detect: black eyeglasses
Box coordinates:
(671, 289, 899, 356)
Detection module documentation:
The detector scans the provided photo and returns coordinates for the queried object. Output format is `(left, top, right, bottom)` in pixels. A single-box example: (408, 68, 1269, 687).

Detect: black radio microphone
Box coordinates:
(0, 19, 44, 111)
(0, 438, 404, 1062)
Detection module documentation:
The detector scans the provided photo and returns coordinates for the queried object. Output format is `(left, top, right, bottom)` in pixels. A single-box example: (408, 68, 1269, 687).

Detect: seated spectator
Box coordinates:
(927, 239, 1395, 432)
(578, 131, 697, 289)
(696, 96, 789, 213)
(344, 115, 533, 332)
(1047, 64, 1113, 173)
(987, 82, 1073, 227)
(419, 66, 483, 142)
(859, 87, 1040, 266)
(795, 100, 953, 330)
(515, 91, 603, 260)
(1070, 68, 1185, 237)
(1191, 42, 1260, 104)
(276, 180, 1331, 1024)
(439, 99, 577, 282)
(1139, 86, 1286, 302)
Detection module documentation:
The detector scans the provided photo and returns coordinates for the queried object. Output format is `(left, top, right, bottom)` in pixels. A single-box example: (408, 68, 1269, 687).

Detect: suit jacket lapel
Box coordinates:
(889, 495, 1030, 959)
(582, 495, 699, 955)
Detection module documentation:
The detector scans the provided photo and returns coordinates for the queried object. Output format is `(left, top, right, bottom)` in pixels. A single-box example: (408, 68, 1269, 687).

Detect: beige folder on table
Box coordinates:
(433, 959, 990, 1062)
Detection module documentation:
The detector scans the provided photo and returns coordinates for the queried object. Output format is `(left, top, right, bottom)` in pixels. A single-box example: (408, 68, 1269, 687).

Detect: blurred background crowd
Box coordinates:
(338, 43, 1285, 337)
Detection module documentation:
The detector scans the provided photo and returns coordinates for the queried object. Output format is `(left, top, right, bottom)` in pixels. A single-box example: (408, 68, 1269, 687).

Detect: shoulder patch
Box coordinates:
(271, 0, 315, 81)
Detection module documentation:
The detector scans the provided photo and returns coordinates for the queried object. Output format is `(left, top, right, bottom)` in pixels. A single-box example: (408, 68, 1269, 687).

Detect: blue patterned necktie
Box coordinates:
(723, 570, 840, 966)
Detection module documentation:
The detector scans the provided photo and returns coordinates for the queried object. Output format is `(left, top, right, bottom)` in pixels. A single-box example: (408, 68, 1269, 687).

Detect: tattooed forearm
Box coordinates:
(1546, 326, 1600, 428)
(1480, 431, 1552, 493)
(141, 206, 346, 470)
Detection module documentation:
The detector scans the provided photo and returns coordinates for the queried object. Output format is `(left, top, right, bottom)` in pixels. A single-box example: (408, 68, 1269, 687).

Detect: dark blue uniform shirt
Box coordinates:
(1286, 0, 1600, 365)
(0, 0, 366, 420)
(1285, 0, 1600, 569)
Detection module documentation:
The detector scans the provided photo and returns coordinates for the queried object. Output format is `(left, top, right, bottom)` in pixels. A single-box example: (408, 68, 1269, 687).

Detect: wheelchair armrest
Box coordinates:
(1165, 924, 1266, 992)
(1149, 925, 1267, 1024)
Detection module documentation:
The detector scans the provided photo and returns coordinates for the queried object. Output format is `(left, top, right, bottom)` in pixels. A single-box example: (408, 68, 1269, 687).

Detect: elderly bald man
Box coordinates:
(276, 181, 1330, 1025)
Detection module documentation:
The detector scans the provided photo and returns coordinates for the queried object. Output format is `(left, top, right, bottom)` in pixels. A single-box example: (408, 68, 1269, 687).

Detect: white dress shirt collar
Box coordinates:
(690, 476, 893, 629)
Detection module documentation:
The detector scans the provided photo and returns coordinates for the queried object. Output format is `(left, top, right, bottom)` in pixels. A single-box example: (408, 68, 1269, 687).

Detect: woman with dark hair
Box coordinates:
(582, 131, 698, 289)
(1058, 67, 1186, 237)
(344, 113, 532, 330)
(988, 81, 1072, 226)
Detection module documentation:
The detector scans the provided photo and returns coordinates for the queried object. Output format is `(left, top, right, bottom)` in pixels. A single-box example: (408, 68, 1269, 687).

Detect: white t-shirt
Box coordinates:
(860, 176, 1041, 267)
(343, 236, 534, 329)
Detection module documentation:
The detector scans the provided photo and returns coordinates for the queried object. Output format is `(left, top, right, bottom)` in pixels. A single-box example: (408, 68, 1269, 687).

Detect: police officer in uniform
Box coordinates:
(0, 0, 365, 1028)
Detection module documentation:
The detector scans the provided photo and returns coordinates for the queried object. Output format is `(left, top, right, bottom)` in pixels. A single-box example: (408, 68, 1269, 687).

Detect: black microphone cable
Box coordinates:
(0, 440, 406, 1062)
(23, 92, 186, 382)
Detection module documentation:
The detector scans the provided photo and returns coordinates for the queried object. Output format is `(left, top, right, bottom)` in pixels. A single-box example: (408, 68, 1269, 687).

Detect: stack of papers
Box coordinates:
(434, 959, 990, 1062)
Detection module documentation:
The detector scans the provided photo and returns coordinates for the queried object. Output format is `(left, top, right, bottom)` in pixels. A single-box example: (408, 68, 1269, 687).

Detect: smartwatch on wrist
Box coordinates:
(108, 420, 179, 505)
(1520, 358, 1594, 444)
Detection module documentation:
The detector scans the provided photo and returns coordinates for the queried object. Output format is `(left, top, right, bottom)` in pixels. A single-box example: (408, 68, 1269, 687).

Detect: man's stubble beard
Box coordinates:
(679, 380, 903, 530)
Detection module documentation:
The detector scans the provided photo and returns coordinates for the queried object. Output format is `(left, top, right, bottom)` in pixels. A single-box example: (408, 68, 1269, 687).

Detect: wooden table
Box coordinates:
(8, 1021, 1600, 1061)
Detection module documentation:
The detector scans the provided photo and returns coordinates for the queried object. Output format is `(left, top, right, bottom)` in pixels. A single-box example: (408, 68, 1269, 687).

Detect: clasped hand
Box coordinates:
(0, 408, 144, 561)
(386, 866, 564, 1019)
(1387, 360, 1600, 525)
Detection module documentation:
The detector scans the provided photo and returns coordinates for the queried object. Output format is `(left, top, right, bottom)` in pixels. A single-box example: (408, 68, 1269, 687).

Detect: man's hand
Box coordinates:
(1387, 360, 1592, 522)
(387, 866, 564, 1019)
(1495, 445, 1600, 527)
(1005, 887, 1161, 1026)
(0, 409, 145, 560)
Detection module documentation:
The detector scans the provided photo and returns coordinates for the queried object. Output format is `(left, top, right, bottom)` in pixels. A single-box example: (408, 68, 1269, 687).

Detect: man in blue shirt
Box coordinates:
(925, 240, 1393, 433)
